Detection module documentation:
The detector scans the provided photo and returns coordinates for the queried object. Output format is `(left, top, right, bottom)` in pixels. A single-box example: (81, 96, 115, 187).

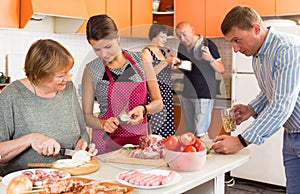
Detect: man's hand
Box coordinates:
(201, 46, 213, 61)
(211, 135, 245, 154)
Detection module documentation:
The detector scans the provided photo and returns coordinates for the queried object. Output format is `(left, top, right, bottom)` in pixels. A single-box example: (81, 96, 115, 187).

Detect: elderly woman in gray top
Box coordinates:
(0, 39, 97, 176)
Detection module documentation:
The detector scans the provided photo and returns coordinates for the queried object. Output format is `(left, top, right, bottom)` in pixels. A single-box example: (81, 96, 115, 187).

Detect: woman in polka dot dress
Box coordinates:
(142, 23, 181, 138)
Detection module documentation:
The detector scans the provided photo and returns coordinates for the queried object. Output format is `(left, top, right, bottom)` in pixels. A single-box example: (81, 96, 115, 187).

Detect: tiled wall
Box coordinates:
(0, 28, 232, 90)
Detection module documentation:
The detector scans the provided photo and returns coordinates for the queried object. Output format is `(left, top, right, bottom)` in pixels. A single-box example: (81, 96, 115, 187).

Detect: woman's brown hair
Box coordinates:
(86, 14, 119, 43)
(24, 39, 74, 85)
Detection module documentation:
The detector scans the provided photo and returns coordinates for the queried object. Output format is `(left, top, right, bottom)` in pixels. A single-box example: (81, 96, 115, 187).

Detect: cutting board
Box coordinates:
(106, 149, 168, 167)
(28, 159, 99, 176)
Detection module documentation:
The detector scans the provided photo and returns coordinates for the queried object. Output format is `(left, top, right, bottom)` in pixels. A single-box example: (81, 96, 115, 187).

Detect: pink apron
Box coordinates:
(92, 51, 148, 154)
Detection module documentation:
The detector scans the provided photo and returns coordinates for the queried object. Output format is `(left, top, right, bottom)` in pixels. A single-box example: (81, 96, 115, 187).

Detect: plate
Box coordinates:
(2, 168, 71, 185)
(116, 169, 181, 189)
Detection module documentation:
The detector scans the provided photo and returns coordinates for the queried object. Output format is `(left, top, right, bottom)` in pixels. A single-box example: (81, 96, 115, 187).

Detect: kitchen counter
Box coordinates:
(0, 149, 250, 193)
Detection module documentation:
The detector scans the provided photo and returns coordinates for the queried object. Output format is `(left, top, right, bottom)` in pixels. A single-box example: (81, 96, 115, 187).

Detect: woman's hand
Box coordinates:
(100, 117, 119, 133)
(165, 55, 181, 66)
(127, 105, 145, 125)
(30, 133, 61, 156)
(75, 139, 98, 156)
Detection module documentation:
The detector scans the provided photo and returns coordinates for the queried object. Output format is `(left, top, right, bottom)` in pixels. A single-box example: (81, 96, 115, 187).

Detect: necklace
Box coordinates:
(30, 82, 58, 96)
(30, 82, 37, 95)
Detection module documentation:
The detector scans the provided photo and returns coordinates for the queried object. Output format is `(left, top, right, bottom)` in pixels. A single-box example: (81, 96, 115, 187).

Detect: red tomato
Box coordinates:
(164, 135, 180, 151)
(179, 132, 196, 146)
(193, 138, 206, 152)
(183, 145, 197, 152)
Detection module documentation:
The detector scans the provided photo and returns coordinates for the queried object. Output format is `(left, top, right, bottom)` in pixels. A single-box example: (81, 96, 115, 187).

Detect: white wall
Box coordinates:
(0, 28, 232, 92)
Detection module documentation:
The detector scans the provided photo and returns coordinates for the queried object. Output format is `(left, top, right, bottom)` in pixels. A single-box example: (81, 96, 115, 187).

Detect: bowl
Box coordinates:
(165, 148, 206, 171)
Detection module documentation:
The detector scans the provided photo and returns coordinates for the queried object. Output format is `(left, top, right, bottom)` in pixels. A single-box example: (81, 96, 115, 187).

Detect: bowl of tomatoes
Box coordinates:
(164, 132, 207, 171)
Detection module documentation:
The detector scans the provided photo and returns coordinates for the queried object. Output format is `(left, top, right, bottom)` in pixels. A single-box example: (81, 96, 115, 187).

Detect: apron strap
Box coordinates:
(105, 50, 145, 83)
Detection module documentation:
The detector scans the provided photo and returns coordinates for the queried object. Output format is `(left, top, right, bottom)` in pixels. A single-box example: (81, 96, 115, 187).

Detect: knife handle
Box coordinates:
(28, 162, 53, 168)
(60, 148, 66, 156)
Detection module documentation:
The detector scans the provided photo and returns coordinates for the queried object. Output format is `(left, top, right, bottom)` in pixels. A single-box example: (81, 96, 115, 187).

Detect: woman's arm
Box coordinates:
(143, 60, 163, 114)
(142, 48, 180, 75)
(81, 66, 101, 129)
(0, 133, 61, 163)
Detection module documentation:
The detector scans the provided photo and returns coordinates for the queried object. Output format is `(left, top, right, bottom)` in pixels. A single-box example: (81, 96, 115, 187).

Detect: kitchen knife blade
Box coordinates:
(60, 148, 95, 158)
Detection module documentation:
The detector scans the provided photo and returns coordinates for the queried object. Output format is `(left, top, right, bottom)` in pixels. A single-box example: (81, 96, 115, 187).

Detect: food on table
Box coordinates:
(192, 137, 206, 152)
(164, 132, 206, 152)
(40, 177, 133, 194)
(139, 135, 164, 150)
(53, 150, 92, 169)
(6, 175, 33, 194)
(164, 132, 207, 171)
(53, 159, 84, 168)
(164, 135, 180, 151)
(128, 135, 165, 159)
(128, 149, 161, 159)
(118, 170, 176, 187)
(72, 150, 91, 162)
(183, 145, 197, 152)
(21, 169, 69, 186)
(122, 144, 138, 150)
(165, 148, 207, 171)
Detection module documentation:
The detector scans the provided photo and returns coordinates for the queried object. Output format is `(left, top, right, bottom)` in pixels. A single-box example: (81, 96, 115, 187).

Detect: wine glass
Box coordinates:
(221, 108, 237, 133)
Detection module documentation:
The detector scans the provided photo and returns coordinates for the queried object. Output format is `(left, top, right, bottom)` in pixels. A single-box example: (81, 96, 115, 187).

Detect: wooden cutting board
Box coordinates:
(106, 149, 168, 167)
(28, 159, 99, 176)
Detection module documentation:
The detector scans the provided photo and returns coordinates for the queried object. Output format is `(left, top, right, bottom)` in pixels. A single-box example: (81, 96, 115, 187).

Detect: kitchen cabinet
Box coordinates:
(238, 0, 275, 16)
(205, 1, 237, 37)
(276, 0, 300, 15)
(0, 0, 20, 28)
(77, 0, 106, 33)
(79, 0, 152, 37)
(176, 0, 276, 37)
(107, 0, 131, 36)
(153, 0, 174, 35)
(175, 0, 205, 35)
(131, 0, 153, 38)
(204, 0, 274, 37)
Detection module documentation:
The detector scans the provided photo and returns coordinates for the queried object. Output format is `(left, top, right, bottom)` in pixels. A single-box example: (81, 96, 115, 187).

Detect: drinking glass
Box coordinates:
(221, 108, 237, 132)
(152, 0, 160, 11)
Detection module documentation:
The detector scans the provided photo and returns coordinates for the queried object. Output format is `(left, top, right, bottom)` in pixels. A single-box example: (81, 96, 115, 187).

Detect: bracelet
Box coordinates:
(139, 104, 147, 117)
(238, 134, 248, 147)
(209, 58, 215, 63)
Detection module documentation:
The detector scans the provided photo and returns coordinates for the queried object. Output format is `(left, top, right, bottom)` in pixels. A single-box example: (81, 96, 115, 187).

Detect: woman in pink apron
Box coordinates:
(82, 14, 163, 154)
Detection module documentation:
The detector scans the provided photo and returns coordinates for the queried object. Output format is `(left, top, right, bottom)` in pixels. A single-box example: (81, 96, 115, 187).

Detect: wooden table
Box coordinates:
(0, 149, 250, 194)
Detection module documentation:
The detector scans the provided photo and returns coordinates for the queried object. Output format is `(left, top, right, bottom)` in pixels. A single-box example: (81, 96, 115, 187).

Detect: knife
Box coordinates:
(60, 148, 95, 157)
(59, 148, 77, 157)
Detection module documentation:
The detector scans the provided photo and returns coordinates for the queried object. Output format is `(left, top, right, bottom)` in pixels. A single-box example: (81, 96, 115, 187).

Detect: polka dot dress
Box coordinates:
(146, 48, 175, 138)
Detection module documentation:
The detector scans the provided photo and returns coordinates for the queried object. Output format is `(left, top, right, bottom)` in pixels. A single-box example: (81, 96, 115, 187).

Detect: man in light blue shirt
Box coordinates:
(212, 6, 300, 194)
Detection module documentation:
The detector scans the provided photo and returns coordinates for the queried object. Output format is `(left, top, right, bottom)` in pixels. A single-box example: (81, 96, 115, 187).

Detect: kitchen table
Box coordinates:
(0, 148, 250, 194)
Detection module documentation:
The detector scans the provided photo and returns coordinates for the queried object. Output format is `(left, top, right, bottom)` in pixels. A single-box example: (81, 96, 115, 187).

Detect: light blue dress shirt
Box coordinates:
(242, 27, 300, 144)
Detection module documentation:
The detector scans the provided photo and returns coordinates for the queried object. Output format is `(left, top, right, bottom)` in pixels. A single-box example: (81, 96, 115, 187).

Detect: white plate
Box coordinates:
(2, 168, 71, 185)
(116, 169, 181, 189)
